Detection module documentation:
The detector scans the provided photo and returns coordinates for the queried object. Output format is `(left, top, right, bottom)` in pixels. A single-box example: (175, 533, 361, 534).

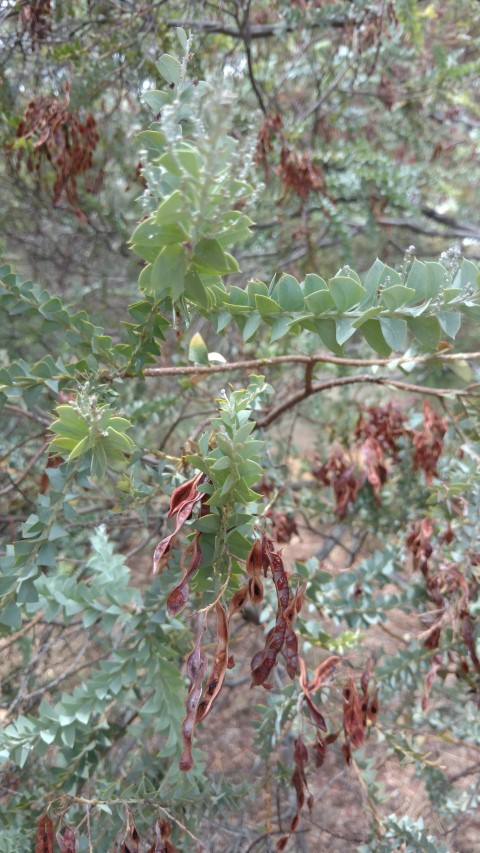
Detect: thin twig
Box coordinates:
(0, 441, 48, 496)
(68, 796, 205, 847)
(304, 361, 314, 394)
(165, 17, 349, 39)
(0, 612, 44, 652)
(3, 403, 51, 425)
(0, 430, 46, 464)
(86, 804, 93, 853)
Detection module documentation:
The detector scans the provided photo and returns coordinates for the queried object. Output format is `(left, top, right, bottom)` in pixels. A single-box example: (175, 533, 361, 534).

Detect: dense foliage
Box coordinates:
(1, 3, 480, 851)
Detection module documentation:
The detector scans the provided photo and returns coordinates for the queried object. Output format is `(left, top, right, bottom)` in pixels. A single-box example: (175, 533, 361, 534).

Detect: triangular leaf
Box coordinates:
(150, 244, 187, 299)
(255, 294, 282, 316)
(188, 332, 209, 365)
(192, 238, 233, 275)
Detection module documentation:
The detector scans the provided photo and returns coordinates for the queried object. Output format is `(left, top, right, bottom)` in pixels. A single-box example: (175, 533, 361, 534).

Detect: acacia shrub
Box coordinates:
(0, 34, 479, 852)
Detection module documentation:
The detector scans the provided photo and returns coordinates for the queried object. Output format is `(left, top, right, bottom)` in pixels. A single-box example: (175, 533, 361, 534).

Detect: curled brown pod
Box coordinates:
(166, 534, 202, 616)
(196, 603, 230, 723)
(153, 472, 204, 574)
(248, 575, 264, 605)
(342, 677, 365, 749)
(251, 614, 287, 687)
(179, 616, 207, 771)
(229, 584, 250, 618)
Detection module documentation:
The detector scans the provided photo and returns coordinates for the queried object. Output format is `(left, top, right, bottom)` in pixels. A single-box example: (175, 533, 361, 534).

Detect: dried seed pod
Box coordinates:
(248, 575, 264, 605)
(35, 813, 54, 853)
(266, 547, 290, 611)
(299, 656, 338, 731)
(166, 534, 202, 616)
(146, 820, 177, 853)
(153, 473, 204, 574)
(250, 614, 287, 687)
(179, 617, 207, 771)
(276, 736, 311, 851)
(422, 652, 442, 711)
(342, 741, 352, 765)
(196, 603, 229, 722)
(250, 540, 297, 686)
(166, 472, 203, 517)
(342, 678, 365, 749)
(284, 625, 299, 679)
(306, 655, 340, 692)
(367, 696, 379, 725)
(360, 658, 372, 695)
(57, 826, 76, 853)
(246, 538, 263, 576)
(313, 733, 327, 768)
(228, 584, 250, 618)
(120, 808, 140, 853)
(282, 589, 299, 626)
(462, 616, 480, 673)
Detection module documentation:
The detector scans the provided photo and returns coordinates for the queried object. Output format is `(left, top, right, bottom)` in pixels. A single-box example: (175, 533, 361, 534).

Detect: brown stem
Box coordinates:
(0, 441, 48, 496)
(304, 361, 314, 394)
(136, 350, 480, 379)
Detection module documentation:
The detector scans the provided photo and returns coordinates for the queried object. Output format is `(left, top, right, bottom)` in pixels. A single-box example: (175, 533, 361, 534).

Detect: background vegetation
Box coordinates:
(1, 2, 480, 851)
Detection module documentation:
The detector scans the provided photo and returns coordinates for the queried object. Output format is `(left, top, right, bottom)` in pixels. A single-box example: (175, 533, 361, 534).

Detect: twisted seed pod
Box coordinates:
(166, 534, 202, 616)
(179, 617, 207, 771)
(196, 602, 229, 722)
